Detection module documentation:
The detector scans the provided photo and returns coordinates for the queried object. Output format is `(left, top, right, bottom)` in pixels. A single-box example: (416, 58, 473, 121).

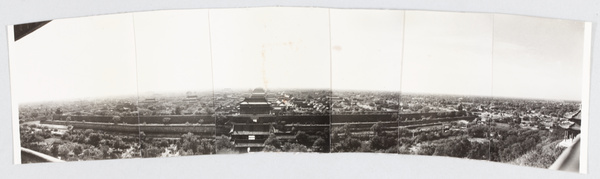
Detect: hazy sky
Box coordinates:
(9, 13, 139, 103)
(492, 14, 584, 101)
(401, 11, 494, 96)
(8, 8, 588, 103)
(209, 7, 331, 91)
(330, 9, 403, 92)
(133, 9, 213, 95)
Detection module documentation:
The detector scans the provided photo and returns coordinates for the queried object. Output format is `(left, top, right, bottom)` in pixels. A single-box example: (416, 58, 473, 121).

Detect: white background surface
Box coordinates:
(0, 0, 598, 178)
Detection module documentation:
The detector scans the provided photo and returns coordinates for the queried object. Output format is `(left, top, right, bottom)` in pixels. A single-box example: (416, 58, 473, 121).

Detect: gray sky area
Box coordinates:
(401, 11, 494, 97)
(7, 8, 587, 103)
(209, 7, 331, 91)
(9, 13, 139, 103)
(492, 14, 584, 101)
(133, 9, 213, 95)
(330, 9, 403, 92)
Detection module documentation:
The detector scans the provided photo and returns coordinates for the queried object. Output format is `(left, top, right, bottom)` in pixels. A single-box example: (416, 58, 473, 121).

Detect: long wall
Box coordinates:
(331, 114, 396, 123)
(41, 120, 215, 135)
(331, 113, 470, 123)
(227, 115, 330, 124)
(58, 115, 215, 124)
(331, 116, 476, 133)
(398, 116, 476, 126)
(47, 114, 470, 135)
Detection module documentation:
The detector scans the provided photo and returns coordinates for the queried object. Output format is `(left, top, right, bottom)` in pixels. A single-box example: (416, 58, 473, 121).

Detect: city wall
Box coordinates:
(398, 116, 476, 127)
(41, 120, 215, 135)
(227, 115, 330, 124)
(58, 115, 215, 124)
(331, 112, 469, 123)
(331, 114, 397, 123)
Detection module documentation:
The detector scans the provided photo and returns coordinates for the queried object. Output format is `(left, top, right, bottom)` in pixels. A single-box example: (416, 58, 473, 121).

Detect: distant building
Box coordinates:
(140, 98, 158, 104)
(183, 95, 199, 103)
(239, 88, 272, 115)
(115, 102, 136, 112)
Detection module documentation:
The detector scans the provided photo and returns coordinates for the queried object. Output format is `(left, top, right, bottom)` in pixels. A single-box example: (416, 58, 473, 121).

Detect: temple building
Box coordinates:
(559, 110, 581, 141)
(239, 88, 273, 115)
(229, 88, 275, 152)
(230, 122, 273, 152)
(227, 88, 331, 153)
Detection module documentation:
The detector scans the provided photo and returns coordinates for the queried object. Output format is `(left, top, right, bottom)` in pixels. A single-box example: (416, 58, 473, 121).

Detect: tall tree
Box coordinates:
(112, 116, 121, 125)
(162, 117, 171, 125)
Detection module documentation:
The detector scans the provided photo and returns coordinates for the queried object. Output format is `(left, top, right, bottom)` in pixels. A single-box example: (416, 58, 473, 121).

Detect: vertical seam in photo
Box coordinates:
(130, 13, 144, 158)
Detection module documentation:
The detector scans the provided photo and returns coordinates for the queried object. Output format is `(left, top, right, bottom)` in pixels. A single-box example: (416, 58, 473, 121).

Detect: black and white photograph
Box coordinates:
(7, 7, 590, 173)
(132, 9, 216, 158)
(10, 13, 143, 163)
(397, 11, 494, 160)
(396, 10, 588, 172)
(329, 9, 403, 153)
(490, 14, 586, 171)
(209, 8, 332, 153)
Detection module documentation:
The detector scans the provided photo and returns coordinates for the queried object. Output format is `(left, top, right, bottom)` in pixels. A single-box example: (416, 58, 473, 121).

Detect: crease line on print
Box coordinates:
(328, 8, 333, 153)
(488, 14, 495, 162)
(207, 9, 218, 155)
(398, 10, 407, 155)
(131, 13, 144, 159)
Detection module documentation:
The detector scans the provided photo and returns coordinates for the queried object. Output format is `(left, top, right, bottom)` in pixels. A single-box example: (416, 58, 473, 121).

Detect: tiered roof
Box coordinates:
(559, 109, 582, 131)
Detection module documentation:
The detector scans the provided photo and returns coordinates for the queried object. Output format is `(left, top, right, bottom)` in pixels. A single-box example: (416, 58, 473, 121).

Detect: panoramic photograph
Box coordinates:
(8, 7, 588, 173)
